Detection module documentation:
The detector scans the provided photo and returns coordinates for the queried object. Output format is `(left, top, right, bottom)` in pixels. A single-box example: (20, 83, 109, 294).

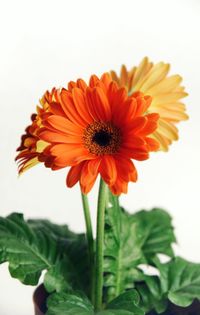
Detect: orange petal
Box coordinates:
(122, 136, 146, 148)
(135, 113, 159, 136)
(94, 87, 111, 120)
(49, 144, 93, 167)
(107, 81, 119, 108)
(119, 147, 149, 161)
(76, 79, 87, 91)
(100, 73, 112, 90)
(124, 116, 148, 134)
(115, 156, 138, 183)
(68, 81, 77, 92)
(87, 158, 101, 176)
(44, 115, 84, 136)
(60, 89, 86, 127)
(72, 88, 93, 124)
(39, 130, 83, 144)
(134, 95, 152, 117)
(89, 75, 100, 87)
(66, 162, 84, 187)
(110, 177, 128, 195)
(80, 159, 100, 194)
(50, 143, 82, 155)
(145, 137, 160, 151)
(99, 155, 117, 186)
(86, 87, 111, 121)
(112, 98, 137, 126)
(49, 102, 66, 117)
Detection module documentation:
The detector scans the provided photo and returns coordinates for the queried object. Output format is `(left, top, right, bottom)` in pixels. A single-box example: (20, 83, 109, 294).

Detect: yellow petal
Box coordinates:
(110, 70, 120, 85)
(120, 65, 128, 86)
(155, 108, 189, 121)
(152, 92, 188, 106)
(135, 62, 170, 92)
(151, 131, 171, 151)
(158, 119, 179, 141)
(19, 157, 39, 175)
(132, 57, 150, 86)
(146, 75, 182, 95)
(36, 140, 49, 153)
(151, 102, 186, 111)
(174, 86, 186, 93)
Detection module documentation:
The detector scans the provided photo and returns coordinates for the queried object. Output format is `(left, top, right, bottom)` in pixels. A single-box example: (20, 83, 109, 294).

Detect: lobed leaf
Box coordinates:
(44, 234, 90, 294)
(46, 290, 144, 315)
(0, 213, 58, 285)
(161, 257, 200, 307)
(136, 280, 167, 314)
(0, 213, 89, 293)
(28, 219, 76, 241)
(46, 292, 94, 315)
(103, 194, 176, 304)
(133, 208, 176, 259)
(136, 256, 200, 313)
(106, 290, 144, 315)
(104, 195, 144, 302)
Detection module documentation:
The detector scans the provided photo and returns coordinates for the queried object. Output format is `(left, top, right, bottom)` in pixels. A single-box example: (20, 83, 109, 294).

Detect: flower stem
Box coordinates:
(81, 192, 95, 303)
(95, 178, 108, 311)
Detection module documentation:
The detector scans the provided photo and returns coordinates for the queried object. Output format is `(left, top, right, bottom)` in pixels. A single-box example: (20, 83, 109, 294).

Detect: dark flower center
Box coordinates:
(83, 121, 121, 155)
(92, 130, 112, 147)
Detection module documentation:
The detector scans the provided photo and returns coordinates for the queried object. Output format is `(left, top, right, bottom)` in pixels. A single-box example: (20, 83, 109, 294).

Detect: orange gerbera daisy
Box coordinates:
(111, 57, 188, 151)
(16, 89, 60, 173)
(30, 73, 160, 195)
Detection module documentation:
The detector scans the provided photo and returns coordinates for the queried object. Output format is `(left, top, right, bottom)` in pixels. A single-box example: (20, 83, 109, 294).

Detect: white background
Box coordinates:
(0, 0, 200, 314)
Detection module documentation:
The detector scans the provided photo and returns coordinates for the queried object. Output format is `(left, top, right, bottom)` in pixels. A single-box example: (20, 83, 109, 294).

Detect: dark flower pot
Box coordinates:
(33, 285, 49, 315)
(33, 285, 200, 315)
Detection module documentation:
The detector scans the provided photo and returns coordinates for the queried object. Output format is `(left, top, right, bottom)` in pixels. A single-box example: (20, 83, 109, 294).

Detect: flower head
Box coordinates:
(15, 89, 59, 173)
(111, 57, 188, 151)
(16, 73, 159, 194)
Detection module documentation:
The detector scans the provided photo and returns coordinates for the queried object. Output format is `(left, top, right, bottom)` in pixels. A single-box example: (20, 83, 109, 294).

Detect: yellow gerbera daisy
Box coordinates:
(111, 57, 188, 151)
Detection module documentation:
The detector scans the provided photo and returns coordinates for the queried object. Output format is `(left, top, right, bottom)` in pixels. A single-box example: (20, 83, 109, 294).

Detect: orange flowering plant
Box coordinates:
(0, 58, 199, 315)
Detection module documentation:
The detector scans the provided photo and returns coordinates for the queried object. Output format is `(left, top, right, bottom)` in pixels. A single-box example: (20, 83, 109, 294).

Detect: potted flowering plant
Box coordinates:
(0, 57, 199, 315)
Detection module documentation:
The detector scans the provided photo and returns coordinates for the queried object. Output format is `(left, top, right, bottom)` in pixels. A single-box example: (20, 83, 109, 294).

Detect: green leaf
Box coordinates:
(0, 213, 59, 285)
(104, 195, 144, 302)
(103, 195, 176, 303)
(0, 213, 89, 294)
(137, 256, 200, 312)
(46, 292, 94, 315)
(133, 208, 176, 259)
(106, 290, 144, 315)
(165, 257, 200, 307)
(46, 291, 144, 315)
(44, 234, 90, 294)
(28, 219, 76, 241)
(148, 255, 169, 294)
(97, 311, 133, 315)
(44, 258, 71, 293)
(136, 281, 167, 314)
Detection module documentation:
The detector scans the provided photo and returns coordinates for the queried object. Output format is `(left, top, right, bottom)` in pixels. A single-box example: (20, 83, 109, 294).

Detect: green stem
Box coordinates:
(113, 195, 121, 298)
(81, 192, 95, 303)
(95, 179, 108, 311)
